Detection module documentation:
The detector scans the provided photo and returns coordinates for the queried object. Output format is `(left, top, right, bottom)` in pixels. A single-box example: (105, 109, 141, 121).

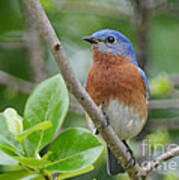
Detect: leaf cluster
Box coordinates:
(0, 74, 104, 180)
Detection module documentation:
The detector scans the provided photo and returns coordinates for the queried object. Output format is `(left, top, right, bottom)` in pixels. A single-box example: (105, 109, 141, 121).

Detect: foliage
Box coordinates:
(0, 74, 104, 179)
(164, 174, 179, 180)
(150, 73, 174, 98)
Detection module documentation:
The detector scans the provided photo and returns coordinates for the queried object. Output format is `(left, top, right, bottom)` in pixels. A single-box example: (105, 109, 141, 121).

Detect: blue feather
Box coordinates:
(138, 68, 150, 98)
(89, 29, 138, 65)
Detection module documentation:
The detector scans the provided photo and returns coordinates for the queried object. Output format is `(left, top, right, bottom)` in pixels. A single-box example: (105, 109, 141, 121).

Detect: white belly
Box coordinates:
(104, 100, 145, 140)
(86, 100, 146, 140)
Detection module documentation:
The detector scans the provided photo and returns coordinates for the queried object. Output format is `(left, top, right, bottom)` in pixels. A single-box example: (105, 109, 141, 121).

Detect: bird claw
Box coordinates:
(122, 140, 136, 169)
(126, 155, 136, 169)
(126, 146, 133, 155)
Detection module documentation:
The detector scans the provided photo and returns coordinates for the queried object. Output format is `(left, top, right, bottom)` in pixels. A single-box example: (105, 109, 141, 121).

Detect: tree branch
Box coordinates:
(141, 146, 179, 175)
(149, 99, 179, 109)
(0, 41, 27, 49)
(24, 0, 144, 179)
(148, 117, 179, 131)
(70, 98, 179, 114)
(58, 1, 179, 19)
(24, 5, 46, 83)
(0, 71, 35, 94)
(151, 2, 179, 15)
(58, 1, 133, 18)
(170, 74, 179, 88)
(131, 0, 150, 72)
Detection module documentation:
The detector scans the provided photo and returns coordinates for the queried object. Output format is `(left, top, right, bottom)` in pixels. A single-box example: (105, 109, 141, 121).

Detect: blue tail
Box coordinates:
(107, 146, 125, 175)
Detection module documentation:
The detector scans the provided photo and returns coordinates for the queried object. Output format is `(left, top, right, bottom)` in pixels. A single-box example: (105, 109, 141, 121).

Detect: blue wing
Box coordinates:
(138, 67, 150, 99)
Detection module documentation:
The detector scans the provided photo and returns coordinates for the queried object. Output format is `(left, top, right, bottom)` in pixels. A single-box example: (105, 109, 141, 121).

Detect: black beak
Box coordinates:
(83, 36, 98, 44)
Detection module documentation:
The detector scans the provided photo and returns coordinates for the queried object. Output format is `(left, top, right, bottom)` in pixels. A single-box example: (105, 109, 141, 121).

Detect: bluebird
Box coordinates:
(83, 29, 149, 175)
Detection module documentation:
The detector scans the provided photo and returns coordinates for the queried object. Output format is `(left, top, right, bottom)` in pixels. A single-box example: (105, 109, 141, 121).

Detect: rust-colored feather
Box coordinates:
(86, 47, 147, 120)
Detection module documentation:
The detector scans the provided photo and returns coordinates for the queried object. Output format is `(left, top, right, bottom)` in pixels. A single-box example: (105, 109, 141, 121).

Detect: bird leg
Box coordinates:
(122, 140, 136, 169)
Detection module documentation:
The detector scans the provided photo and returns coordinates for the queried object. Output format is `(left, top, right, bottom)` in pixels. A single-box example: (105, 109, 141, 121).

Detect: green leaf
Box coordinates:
(0, 165, 23, 172)
(3, 108, 23, 135)
(0, 170, 35, 180)
(47, 128, 104, 173)
(24, 74, 69, 156)
(150, 73, 173, 98)
(58, 165, 94, 180)
(27, 175, 45, 180)
(0, 142, 18, 156)
(0, 151, 18, 165)
(0, 113, 22, 153)
(12, 156, 52, 169)
(15, 121, 52, 142)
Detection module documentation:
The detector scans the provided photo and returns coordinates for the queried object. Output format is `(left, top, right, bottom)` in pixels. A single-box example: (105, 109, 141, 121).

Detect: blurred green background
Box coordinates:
(0, 0, 179, 179)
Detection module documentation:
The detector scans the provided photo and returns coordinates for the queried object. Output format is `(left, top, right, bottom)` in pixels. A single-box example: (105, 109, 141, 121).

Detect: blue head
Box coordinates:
(83, 29, 138, 65)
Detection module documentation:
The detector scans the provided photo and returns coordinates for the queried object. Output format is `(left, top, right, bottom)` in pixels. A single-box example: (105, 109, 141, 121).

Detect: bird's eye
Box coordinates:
(106, 36, 115, 43)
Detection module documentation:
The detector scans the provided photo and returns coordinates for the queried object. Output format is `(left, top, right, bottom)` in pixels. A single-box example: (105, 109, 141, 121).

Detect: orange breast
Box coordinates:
(86, 48, 148, 120)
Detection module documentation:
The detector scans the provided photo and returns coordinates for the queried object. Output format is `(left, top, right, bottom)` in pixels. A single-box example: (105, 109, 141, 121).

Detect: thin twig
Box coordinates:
(70, 98, 179, 114)
(58, 1, 179, 19)
(131, 0, 150, 72)
(25, 5, 46, 83)
(0, 71, 35, 94)
(148, 117, 179, 130)
(149, 99, 179, 109)
(0, 41, 27, 49)
(151, 2, 179, 14)
(170, 74, 179, 87)
(141, 146, 179, 175)
(59, 1, 133, 18)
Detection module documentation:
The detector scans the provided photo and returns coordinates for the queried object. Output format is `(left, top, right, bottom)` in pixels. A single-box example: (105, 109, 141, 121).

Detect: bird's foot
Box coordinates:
(122, 140, 136, 169)
(126, 153, 136, 169)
